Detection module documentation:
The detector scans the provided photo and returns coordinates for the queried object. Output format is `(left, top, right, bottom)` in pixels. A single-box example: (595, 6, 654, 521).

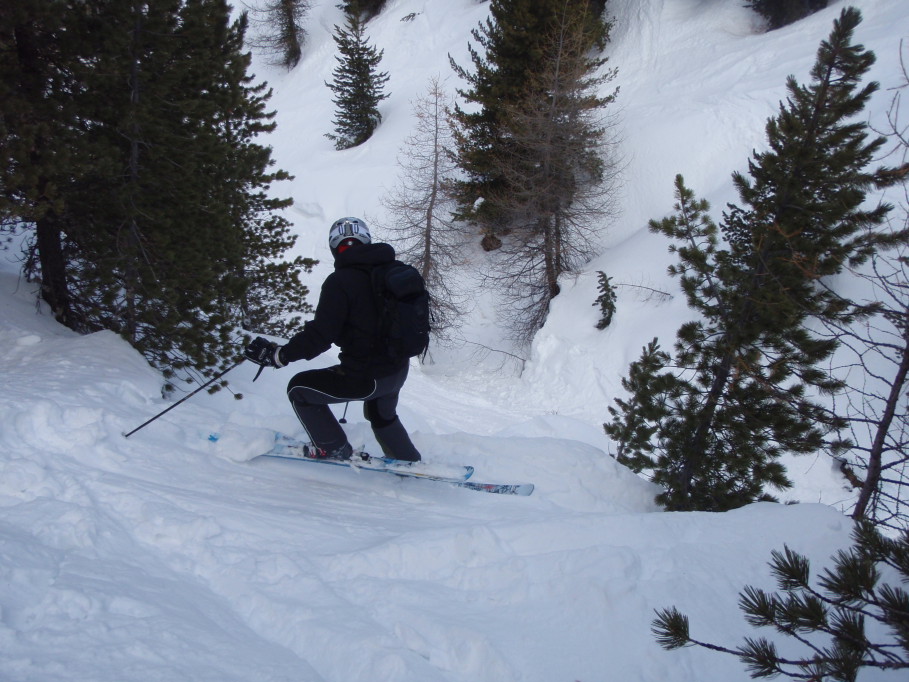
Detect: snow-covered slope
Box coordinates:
(1, 1, 906, 680)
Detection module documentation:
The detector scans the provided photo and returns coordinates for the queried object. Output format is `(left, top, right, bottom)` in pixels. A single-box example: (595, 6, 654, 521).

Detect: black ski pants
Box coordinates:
(286, 363, 421, 462)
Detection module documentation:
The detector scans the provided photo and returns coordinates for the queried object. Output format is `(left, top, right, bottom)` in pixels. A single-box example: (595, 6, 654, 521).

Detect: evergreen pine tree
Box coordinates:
(747, 0, 828, 30)
(450, 1, 619, 341)
(2, 0, 312, 392)
(0, 0, 105, 329)
(490, 4, 619, 341)
(593, 271, 618, 330)
(339, 0, 387, 22)
(112, 0, 312, 389)
(606, 339, 677, 464)
(325, 13, 389, 150)
(250, 0, 309, 69)
(448, 0, 611, 237)
(605, 8, 901, 511)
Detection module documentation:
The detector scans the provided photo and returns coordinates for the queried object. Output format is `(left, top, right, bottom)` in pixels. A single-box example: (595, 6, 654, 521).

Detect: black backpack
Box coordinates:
(370, 261, 431, 361)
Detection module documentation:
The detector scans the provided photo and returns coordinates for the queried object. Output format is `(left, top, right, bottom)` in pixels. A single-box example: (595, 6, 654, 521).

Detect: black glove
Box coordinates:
(244, 336, 286, 368)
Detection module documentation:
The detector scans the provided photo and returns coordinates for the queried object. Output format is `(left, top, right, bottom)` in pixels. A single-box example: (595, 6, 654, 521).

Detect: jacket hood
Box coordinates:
(334, 242, 395, 269)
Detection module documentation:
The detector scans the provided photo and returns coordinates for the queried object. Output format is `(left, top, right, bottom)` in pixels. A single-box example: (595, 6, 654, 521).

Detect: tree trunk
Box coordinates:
(34, 211, 74, 327)
(852, 325, 909, 520)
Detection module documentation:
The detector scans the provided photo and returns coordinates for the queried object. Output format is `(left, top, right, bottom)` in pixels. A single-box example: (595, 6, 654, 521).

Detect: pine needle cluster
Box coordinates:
(653, 522, 909, 681)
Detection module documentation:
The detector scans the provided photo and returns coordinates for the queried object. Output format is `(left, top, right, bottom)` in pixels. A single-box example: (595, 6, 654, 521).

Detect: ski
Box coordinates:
(260, 434, 474, 483)
(255, 434, 534, 496)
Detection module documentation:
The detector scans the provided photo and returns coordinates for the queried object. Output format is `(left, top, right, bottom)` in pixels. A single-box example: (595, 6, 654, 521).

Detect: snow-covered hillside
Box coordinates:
(1, 1, 906, 680)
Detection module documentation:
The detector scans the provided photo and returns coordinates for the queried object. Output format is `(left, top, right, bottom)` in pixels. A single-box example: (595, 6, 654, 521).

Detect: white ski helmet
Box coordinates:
(329, 217, 371, 255)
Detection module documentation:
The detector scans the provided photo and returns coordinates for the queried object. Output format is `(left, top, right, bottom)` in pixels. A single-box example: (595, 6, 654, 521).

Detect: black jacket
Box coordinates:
(281, 242, 405, 379)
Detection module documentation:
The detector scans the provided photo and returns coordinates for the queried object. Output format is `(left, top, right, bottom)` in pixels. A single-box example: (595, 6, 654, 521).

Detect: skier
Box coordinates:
(243, 217, 422, 463)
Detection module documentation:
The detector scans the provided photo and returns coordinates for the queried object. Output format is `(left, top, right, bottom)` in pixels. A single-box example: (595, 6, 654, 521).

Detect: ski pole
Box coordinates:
(123, 359, 245, 438)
